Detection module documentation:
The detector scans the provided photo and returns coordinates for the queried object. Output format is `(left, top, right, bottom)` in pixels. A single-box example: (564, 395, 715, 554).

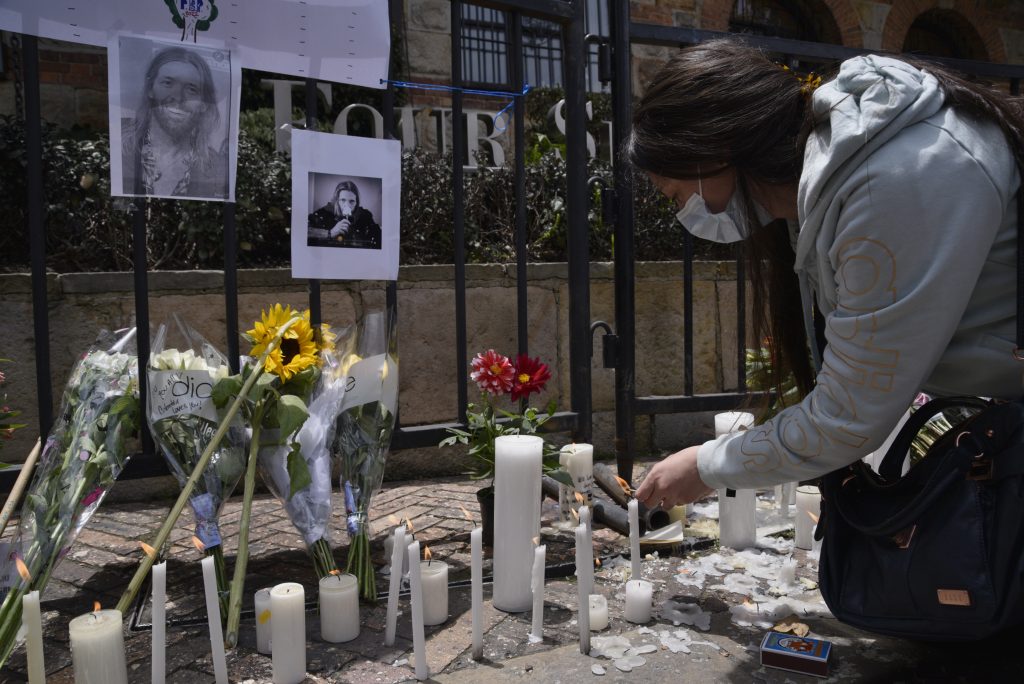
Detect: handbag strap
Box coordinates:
(878, 396, 991, 481)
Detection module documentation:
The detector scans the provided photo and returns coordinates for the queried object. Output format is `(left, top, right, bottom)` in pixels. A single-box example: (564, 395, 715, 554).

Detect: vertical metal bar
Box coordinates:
(735, 243, 747, 391)
(1012, 78, 1020, 96)
(385, 0, 400, 415)
(564, 0, 592, 441)
(305, 79, 322, 326)
(22, 36, 53, 437)
(132, 201, 154, 454)
(610, 0, 636, 480)
(511, 12, 528, 359)
(683, 231, 694, 396)
(452, 0, 469, 422)
(223, 203, 240, 373)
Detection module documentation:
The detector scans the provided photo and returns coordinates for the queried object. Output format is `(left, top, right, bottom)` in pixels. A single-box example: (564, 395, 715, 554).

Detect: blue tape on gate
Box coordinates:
(380, 78, 532, 132)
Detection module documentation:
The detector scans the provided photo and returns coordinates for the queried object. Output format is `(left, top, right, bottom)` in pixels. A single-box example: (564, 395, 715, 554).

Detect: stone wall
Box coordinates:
(0, 262, 749, 485)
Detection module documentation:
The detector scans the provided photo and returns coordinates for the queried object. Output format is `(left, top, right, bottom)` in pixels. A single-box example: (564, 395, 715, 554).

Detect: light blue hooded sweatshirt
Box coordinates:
(697, 54, 1021, 490)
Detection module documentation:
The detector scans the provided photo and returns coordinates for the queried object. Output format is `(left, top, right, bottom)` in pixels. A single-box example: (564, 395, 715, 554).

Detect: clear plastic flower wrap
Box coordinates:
(0, 328, 140, 667)
(147, 317, 247, 615)
(331, 308, 398, 600)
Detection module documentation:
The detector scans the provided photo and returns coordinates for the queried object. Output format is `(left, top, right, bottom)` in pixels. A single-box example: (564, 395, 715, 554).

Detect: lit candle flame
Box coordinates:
(406, 519, 415, 535)
(14, 556, 30, 582)
(574, 491, 586, 504)
(192, 536, 205, 553)
(807, 511, 820, 524)
(93, 601, 102, 613)
(571, 508, 580, 522)
(614, 476, 633, 495)
(423, 546, 433, 564)
(595, 557, 602, 568)
(459, 505, 474, 522)
(388, 514, 401, 526)
(329, 569, 341, 576)
(139, 541, 157, 560)
(532, 536, 540, 546)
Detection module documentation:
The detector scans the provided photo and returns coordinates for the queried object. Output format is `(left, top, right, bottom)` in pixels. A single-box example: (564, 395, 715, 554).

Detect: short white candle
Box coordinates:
(151, 561, 167, 684)
(717, 488, 756, 550)
(254, 587, 273, 655)
(561, 443, 594, 505)
(384, 526, 405, 646)
(22, 590, 44, 683)
(493, 435, 543, 613)
(319, 573, 359, 643)
(200, 555, 229, 684)
(574, 524, 590, 654)
(588, 594, 608, 631)
(714, 411, 755, 437)
(270, 582, 306, 684)
(407, 541, 429, 680)
(529, 544, 546, 643)
(795, 486, 821, 550)
(421, 558, 449, 626)
(470, 527, 484, 660)
(628, 498, 641, 580)
(779, 558, 798, 586)
(624, 580, 653, 624)
(68, 609, 128, 684)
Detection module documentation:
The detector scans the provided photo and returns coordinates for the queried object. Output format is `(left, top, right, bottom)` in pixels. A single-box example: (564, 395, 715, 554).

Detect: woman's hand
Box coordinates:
(330, 218, 352, 238)
(635, 446, 713, 509)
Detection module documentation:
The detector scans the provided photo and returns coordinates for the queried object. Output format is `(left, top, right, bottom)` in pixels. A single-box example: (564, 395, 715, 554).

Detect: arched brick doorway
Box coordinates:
(882, 1, 1005, 62)
(904, 8, 988, 60)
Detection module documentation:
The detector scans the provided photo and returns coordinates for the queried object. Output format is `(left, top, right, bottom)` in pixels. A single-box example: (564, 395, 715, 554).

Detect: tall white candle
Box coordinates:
(270, 582, 306, 684)
(574, 524, 590, 654)
(470, 527, 483, 660)
(200, 555, 229, 684)
(561, 443, 594, 505)
(421, 559, 449, 626)
(493, 435, 543, 612)
(384, 526, 406, 646)
(715, 411, 755, 437)
(151, 561, 166, 684)
(624, 580, 653, 624)
(588, 594, 608, 631)
(717, 488, 756, 550)
(22, 590, 44, 683)
(628, 498, 641, 580)
(407, 541, 429, 680)
(529, 544, 546, 643)
(579, 504, 592, 534)
(795, 486, 821, 550)
(557, 449, 574, 526)
(775, 483, 792, 516)
(319, 573, 359, 643)
(255, 588, 272, 655)
(68, 609, 128, 684)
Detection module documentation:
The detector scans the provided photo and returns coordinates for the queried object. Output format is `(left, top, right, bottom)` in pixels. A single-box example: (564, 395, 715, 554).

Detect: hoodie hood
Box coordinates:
(795, 55, 945, 275)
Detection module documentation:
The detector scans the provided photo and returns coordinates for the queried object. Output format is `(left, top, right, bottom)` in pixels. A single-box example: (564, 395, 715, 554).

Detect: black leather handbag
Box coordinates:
(817, 193, 1024, 641)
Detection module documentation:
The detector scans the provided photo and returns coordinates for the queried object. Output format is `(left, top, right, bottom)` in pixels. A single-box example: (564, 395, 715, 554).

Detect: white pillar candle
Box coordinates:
(68, 609, 128, 684)
(319, 573, 359, 643)
(574, 524, 590, 654)
(561, 443, 594, 505)
(151, 561, 166, 684)
(200, 556, 229, 684)
(270, 582, 306, 684)
(795, 486, 821, 550)
(588, 594, 608, 631)
(628, 498, 641, 581)
(717, 488, 757, 550)
(384, 526, 405, 646)
(255, 587, 273, 655)
(470, 527, 483, 660)
(22, 590, 45, 683)
(624, 580, 653, 624)
(529, 544, 546, 643)
(406, 541, 429, 680)
(714, 411, 755, 437)
(493, 434, 543, 612)
(421, 559, 449, 626)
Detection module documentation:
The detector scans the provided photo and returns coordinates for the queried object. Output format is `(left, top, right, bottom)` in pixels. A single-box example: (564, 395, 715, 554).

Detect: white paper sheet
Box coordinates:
(0, 0, 389, 88)
(290, 129, 400, 281)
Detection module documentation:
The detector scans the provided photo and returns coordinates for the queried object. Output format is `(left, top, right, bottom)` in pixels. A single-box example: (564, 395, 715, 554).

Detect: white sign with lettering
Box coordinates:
(148, 370, 219, 422)
(340, 353, 398, 416)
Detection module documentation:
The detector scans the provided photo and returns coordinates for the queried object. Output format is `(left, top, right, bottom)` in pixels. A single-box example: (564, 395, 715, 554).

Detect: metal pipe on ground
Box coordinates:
(540, 476, 630, 537)
(593, 463, 670, 532)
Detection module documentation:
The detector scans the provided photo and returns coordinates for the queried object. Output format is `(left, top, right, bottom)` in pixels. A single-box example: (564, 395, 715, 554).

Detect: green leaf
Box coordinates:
(286, 443, 312, 500)
(547, 468, 574, 488)
(212, 374, 244, 408)
(277, 394, 309, 439)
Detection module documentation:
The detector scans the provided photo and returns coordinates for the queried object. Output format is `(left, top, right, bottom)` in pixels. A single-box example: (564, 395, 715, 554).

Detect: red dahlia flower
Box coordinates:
(510, 354, 551, 401)
(470, 349, 515, 395)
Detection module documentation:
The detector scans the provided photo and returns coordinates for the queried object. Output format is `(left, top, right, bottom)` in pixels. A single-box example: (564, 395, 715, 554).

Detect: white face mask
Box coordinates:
(674, 176, 774, 243)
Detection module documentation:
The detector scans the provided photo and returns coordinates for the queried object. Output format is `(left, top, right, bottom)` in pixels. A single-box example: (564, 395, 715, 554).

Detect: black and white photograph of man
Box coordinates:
(307, 174, 383, 250)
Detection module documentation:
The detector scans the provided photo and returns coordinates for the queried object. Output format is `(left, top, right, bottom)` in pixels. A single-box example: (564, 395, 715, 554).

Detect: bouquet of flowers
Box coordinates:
(147, 318, 247, 616)
(331, 308, 399, 601)
(0, 329, 140, 667)
(0, 357, 26, 453)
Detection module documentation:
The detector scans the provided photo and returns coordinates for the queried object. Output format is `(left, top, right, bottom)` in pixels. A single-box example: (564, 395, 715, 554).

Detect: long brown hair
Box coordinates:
(626, 38, 1024, 407)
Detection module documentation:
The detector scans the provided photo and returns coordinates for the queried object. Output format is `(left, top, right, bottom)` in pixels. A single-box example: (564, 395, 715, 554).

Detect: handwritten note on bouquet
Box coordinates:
(148, 370, 219, 423)
(340, 354, 398, 416)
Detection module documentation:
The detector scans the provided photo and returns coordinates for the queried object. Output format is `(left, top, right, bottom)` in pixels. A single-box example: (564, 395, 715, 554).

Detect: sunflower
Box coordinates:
(247, 304, 320, 381)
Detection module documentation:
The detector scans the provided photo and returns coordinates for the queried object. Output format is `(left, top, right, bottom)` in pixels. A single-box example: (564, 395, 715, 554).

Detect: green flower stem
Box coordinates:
(209, 545, 229, 623)
(310, 538, 338, 579)
(223, 406, 265, 649)
(116, 316, 304, 616)
(345, 531, 376, 602)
